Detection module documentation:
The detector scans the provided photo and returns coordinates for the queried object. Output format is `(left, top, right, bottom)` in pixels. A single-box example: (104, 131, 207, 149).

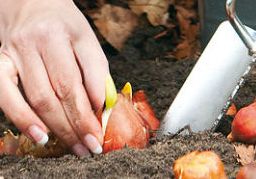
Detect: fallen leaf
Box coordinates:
(175, 6, 195, 35)
(128, 0, 172, 26)
(234, 144, 256, 165)
(90, 4, 138, 50)
(173, 40, 191, 59)
(171, 4, 200, 60)
(0, 131, 68, 158)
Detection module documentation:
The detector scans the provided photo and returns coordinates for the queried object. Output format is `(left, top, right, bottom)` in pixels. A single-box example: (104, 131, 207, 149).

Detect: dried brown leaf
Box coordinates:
(172, 4, 200, 60)
(0, 131, 68, 158)
(234, 144, 256, 166)
(176, 6, 196, 36)
(89, 4, 138, 50)
(0, 130, 19, 155)
(16, 134, 68, 158)
(173, 40, 191, 59)
(128, 0, 172, 26)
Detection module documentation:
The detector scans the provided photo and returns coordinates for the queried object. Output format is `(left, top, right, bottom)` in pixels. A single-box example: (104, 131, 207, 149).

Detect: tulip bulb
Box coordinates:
(173, 151, 227, 179)
(236, 164, 256, 179)
(228, 102, 256, 144)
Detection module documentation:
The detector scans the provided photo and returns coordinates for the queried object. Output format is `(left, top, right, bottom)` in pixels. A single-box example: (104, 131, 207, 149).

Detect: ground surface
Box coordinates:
(1, 57, 256, 178)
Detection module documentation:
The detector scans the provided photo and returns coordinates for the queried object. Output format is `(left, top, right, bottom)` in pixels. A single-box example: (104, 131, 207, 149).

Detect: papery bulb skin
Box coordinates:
(173, 151, 227, 179)
(133, 90, 160, 133)
(102, 94, 150, 153)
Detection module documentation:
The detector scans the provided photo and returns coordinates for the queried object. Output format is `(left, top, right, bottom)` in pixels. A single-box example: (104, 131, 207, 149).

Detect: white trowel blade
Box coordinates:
(160, 21, 256, 134)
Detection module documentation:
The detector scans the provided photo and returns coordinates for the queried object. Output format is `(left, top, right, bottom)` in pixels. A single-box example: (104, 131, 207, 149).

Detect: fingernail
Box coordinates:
(72, 143, 90, 156)
(83, 134, 102, 154)
(27, 125, 49, 145)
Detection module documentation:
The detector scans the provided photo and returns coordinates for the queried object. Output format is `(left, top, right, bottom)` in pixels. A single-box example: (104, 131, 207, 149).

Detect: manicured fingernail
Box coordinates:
(27, 125, 48, 145)
(72, 143, 90, 156)
(83, 134, 102, 154)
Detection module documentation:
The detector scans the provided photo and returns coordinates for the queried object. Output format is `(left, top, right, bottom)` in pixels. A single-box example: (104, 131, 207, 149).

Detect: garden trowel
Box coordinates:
(160, 0, 256, 134)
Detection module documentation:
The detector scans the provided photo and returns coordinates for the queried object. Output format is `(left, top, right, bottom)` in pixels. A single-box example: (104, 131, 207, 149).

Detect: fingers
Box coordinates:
(73, 20, 110, 111)
(41, 35, 103, 154)
(0, 54, 48, 145)
(14, 48, 89, 155)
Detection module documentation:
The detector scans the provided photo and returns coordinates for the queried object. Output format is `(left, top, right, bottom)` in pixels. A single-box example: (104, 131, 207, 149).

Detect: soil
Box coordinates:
(0, 57, 256, 179)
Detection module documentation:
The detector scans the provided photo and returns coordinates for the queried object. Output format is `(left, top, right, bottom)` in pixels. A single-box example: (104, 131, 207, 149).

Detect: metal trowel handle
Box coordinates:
(226, 0, 256, 54)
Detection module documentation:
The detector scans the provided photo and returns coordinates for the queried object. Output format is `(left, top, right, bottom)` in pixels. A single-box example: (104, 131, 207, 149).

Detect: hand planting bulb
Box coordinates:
(0, 75, 160, 156)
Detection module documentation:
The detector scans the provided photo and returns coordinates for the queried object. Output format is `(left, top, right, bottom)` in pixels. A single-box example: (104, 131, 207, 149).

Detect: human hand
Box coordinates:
(0, 0, 109, 156)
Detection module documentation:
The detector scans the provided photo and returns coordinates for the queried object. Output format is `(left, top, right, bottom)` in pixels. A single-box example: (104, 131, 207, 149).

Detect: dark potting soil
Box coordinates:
(1, 58, 256, 178)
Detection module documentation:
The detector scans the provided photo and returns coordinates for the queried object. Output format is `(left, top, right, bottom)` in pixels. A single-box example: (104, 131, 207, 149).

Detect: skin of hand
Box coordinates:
(0, 0, 109, 156)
